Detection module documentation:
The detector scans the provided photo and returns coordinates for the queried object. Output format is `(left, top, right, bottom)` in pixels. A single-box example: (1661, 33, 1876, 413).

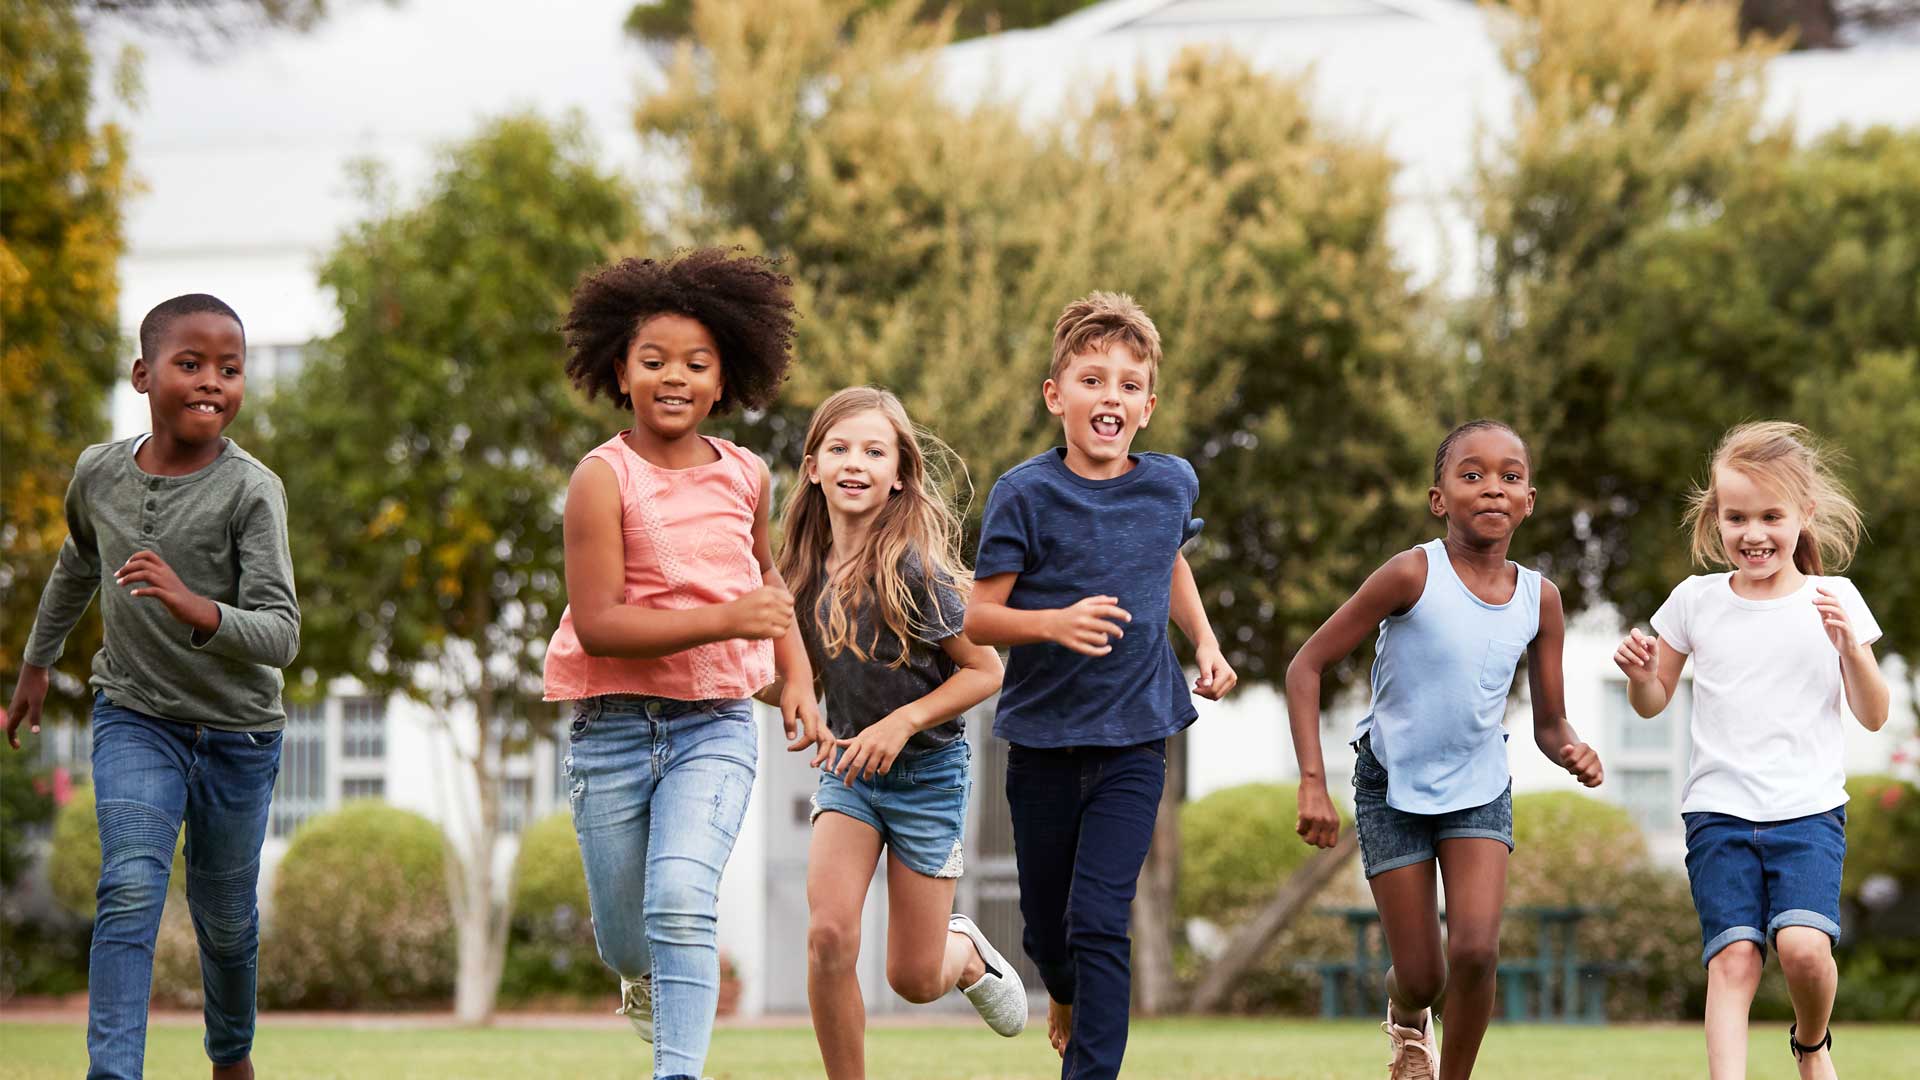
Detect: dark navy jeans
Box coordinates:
(87, 692, 280, 1080)
(1006, 739, 1167, 1080)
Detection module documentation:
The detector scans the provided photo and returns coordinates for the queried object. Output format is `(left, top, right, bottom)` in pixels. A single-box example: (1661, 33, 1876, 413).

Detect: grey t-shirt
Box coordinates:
(801, 554, 969, 757)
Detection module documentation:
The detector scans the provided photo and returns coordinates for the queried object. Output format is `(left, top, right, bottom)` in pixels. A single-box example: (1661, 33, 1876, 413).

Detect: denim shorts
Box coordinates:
(1682, 806, 1847, 967)
(810, 739, 970, 878)
(1351, 734, 1514, 879)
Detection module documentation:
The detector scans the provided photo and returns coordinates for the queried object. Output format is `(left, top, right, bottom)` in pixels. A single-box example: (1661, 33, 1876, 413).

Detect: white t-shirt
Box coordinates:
(1651, 573, 1881, 821)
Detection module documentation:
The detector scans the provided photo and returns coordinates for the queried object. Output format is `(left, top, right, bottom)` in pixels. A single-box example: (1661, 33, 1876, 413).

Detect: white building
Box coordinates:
(68, 0, 1918, 1017)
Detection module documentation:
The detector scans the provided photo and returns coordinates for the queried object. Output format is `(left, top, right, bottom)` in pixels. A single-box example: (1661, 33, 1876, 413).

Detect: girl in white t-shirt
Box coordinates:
(1614, 421, 1889, 1080)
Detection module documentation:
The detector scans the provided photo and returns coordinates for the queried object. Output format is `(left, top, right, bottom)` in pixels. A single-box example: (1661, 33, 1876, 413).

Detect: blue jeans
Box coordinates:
(565, 695, 758, 1080)
(1006, 739, 1167, 1080)
(86, 692, 280, 1080)
(1683, 806, 1847, 967)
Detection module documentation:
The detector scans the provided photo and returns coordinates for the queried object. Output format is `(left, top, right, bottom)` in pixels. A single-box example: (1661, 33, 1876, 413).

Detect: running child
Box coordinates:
(964, 292, 1237, 1079)
(5, 294, 300, 1080)
(1288, 419, 1604, 1080)
(772, 386, 1025, 1078)
(1614, 421, 1886, 1080)
(543, 249, 825, 1080)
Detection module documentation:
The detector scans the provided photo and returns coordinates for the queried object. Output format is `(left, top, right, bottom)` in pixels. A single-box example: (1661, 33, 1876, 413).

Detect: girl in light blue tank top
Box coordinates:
(1283, 421, 1606, 1080)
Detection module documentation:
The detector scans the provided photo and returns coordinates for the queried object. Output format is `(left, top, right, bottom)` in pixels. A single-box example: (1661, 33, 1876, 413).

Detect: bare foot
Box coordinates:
(1047, 998, 1072, 1058)
(211, 1058, 253, 1080)
(953, 929, 987, 987)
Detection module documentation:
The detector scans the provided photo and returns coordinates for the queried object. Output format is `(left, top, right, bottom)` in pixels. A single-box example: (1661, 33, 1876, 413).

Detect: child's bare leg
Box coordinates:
(211, 1059, 252, 1079)
(1704, 941, 1764, 1080)
(881, 854, 978, 1002)
(1369, 859, 1446, 1027)
(1776, 927, 1839, 1080)
(1433, 838, 1509, 1080)
(807, 814, 884, 1080)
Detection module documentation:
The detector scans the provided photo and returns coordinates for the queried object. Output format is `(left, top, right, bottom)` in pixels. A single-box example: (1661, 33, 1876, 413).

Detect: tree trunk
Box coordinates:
(1131, 731, 1186, 1015)
(1740, 0, 1839, 48)
(1188, 827, 1360, 1014)
(448, 687, 509, 1025)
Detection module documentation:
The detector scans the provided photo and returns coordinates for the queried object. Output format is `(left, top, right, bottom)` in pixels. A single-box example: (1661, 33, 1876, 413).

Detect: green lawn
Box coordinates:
(1, 1018, 1913, 1078)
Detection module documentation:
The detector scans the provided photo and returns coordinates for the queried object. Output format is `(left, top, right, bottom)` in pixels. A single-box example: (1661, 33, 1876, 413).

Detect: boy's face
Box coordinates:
(1043, 344, 1156, 471)
(131, 312, 246, 445)
(618, 313, 724, 441)
(1428, 428, 1534, 544)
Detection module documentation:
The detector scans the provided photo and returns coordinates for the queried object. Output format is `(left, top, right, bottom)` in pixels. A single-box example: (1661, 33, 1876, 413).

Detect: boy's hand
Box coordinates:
(832, 713, 914, 782)
(116, 551, 219, 635)
(1612, 628, 1659, 684)
(1295, 779, 1341, 849)
(1049, 595, 1130, 656)
(1193, 643, 1237, 700)
(5, 664, 51, 750)
(1558, 742, 1603, 787)
(1813, 587, 1861, 654)
(779, 681, 826, 756)
(730, 584, 795, 641)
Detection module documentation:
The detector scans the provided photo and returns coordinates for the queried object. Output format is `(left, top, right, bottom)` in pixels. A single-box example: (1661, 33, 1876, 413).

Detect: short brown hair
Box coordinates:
(1049, 291, 1163, 389)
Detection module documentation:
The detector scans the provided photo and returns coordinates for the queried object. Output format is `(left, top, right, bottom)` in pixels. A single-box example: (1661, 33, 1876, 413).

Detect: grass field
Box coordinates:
(1, 1017, 1913, 1079)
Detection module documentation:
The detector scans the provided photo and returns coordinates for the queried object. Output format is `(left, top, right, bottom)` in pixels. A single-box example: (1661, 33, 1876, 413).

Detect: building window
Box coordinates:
(501, 777, 533, 834)
(341, 777, 385, 801)
(341, 696, 386, 759)
(271, 703, 328, 839)
(1618, 768, 1675, 833)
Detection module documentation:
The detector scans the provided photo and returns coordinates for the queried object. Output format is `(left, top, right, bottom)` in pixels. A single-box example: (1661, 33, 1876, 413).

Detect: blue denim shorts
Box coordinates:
(1682, 806, 1846, 967)
(811, 739, 970, 878)
(1351, 734, 1514, 879)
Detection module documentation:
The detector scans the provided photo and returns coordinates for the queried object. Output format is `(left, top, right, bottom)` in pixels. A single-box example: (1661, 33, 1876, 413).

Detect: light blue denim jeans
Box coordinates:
(565, 694, 758, 1080)
(86, 692, 280, 1080)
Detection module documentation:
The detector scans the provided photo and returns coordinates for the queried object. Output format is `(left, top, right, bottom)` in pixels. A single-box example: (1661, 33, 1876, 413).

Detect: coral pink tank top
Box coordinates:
(543, 432, 775, 702)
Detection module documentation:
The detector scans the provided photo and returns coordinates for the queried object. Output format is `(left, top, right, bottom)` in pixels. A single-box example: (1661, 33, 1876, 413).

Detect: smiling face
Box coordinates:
(616, 313, 724, 442)
(1430, 427, 1535, 544)
(1043, 343, 1156, 477)
(1712, 465, 1806, 588)
(131, 311, 246, 446)
(807, 408, 905, 524)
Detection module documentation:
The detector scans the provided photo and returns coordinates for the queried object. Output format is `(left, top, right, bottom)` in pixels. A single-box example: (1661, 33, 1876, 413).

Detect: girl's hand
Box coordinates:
(730, 584, 796, 641)
(1558, 742, 1604, 787)
(1612, 628, 1659, 684)
(779, 681, 825, 756)
(831, 714, 915, 782)
(5, 663, 51, 750)
(1048, 595, 1130, 656)
(1193, 643, 1237, 701)
(1295, 780, 1341, 849)
(1814, 587, 1859, 654)
(116, 551, 219, 634)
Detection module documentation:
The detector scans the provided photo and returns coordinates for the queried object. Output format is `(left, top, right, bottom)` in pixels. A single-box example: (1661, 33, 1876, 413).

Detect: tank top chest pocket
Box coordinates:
(1478, 638, 1529, 691)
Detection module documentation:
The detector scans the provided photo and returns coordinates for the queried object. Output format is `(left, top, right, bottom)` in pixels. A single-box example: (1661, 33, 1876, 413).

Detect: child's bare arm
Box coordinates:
(1614, 629, 1687, 717)
(1285, 548, 1426, 848)
(749, 461, 823, 755)
(1815, 586, 1890, 731)
(1529, 579, 1601, 787)
(1170, 553, 1235, 700)
(963, 572, 1130, 655)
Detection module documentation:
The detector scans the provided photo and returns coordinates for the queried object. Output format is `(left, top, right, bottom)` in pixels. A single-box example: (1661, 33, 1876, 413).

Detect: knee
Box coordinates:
(1447, 935, 1500, 985)
(188, 875, 258, 959)
(886, 958, 948, 1005)
(1394, 963, 1448, 1007)
(1709, 940, 1764, 982)
(807, 917, 860, 975)
(645, 883, 717, 947)
(95, 861, 169, 920)
(1775, 930, 1833, 982)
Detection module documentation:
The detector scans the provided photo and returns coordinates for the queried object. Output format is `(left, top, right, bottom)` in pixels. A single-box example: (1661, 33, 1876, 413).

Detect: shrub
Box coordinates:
(259, 802, 454, 1008)
(501, 811, 602, 1003)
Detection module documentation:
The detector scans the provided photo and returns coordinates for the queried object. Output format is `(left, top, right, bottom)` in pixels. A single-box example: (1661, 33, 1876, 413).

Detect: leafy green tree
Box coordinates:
(253, 114, 635, 1023)
(1, 0, 133, 716)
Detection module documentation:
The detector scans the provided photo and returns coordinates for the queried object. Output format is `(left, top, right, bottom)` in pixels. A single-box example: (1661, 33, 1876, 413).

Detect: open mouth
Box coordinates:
(187, 402, 222, 415)
(1090, 413, 1123, 439)
(1739, 546, 1776, 565)
(656, 395, 692, 408)
(835, 479, 870, 494)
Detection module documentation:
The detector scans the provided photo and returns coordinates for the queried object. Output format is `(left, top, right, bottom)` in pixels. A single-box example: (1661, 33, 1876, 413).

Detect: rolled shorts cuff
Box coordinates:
(1433, 827, 1515, 851)
(1768, 909, 1840, 946)
(1702, 925, 1766, 968)
(1362, 849, 1435, 880)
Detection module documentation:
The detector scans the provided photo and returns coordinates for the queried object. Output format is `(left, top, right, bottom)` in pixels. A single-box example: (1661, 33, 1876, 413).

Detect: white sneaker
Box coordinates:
(949, 913, 1028, 1036)
(1383, 1007, 1438, 1080)
(617, 974, 653, 1042)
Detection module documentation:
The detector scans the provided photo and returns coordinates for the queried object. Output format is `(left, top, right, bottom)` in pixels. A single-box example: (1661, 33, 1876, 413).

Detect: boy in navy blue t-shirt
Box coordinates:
(965, 292, 1235, 1078)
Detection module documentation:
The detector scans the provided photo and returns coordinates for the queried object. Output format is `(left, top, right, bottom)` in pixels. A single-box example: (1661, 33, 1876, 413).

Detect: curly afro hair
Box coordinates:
(562, 248, 796, 415)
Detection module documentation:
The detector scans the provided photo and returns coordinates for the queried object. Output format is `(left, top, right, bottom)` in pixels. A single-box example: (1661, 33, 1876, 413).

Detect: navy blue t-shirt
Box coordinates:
(974, 448, 1200, 749)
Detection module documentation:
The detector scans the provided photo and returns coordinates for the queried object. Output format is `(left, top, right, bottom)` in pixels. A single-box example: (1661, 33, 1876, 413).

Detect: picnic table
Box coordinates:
(1307, 905, 1631, 1023)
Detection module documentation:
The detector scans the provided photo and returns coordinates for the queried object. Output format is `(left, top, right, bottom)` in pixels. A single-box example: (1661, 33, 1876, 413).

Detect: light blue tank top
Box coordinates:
(1353, 538, 1541, 815)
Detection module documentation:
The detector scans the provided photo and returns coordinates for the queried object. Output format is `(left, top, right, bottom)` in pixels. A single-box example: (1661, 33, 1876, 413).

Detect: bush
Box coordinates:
(1840, 774, 1920, 903)
(501, 811, 603, 1003)
(259, 802, 454, 1009)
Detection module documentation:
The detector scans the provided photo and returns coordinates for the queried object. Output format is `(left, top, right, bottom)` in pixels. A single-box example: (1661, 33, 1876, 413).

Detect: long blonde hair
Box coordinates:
(1683, 421, 1864, 575)
(777, 387, 973, 668)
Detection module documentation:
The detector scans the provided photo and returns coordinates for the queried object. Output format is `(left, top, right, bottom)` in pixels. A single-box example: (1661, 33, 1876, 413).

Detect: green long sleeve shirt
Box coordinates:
(23, 437, 300, 730)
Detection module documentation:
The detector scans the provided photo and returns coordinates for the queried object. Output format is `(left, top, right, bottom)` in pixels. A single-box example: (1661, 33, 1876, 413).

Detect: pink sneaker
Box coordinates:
(1382, 1007, 1438, 1079)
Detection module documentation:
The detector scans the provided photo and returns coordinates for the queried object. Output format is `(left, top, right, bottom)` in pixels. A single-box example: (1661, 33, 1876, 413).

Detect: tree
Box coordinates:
(1, 0, 133, 717)
(253, 114, 635, 1023)
(626, 0, 1098, 43)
